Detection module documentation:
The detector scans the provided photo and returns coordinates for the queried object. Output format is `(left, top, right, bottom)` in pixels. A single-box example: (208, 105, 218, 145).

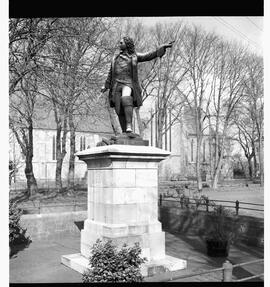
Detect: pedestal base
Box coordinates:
(61, 253, 187, 277)
(80, 219, 166, 261)
(62, 145, 187, 279)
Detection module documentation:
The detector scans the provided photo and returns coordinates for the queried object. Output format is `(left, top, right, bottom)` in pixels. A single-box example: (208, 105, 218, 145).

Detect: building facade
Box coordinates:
(140, 106, 234, 183)
(10, 105, 234, 189)
(9, 109, 114, 189)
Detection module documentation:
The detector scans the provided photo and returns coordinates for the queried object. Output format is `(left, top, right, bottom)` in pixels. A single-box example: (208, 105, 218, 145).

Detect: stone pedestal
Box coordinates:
(62, 145, 186, 277)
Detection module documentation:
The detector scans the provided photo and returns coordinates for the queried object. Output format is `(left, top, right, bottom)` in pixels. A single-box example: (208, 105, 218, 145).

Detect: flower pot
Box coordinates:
(206, 239, 230, 257)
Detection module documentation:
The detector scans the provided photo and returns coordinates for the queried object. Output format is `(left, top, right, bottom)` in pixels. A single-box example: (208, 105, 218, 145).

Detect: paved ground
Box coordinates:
(9, 232, 264, 283)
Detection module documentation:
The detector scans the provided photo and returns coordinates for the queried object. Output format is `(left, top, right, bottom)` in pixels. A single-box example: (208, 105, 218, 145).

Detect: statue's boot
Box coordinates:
(118, 107, 126, 133)
(121, 96, 133, 133)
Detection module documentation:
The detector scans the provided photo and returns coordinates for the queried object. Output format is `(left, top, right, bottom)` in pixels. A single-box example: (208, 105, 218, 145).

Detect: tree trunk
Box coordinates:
(157, 129, 163, 149)
(247, 156, 253, 179)
(13, 122, 38, 197)
(211, 132, 226, 189)
(135, 107, 144, 137)
(208, 118, 213, 182)
(258, 135, 264, 186)
(25, 123, 38, 196)
(68, 113, 76, 194)
(25, 154, 38, 197)
(55, 118, 67, 193)
(251, 144, 257, 179)
(212, 154, 222, 189)
(157, 109, 165, 149)
(196, 137, 203, 191)
(55, 154, 63, 192)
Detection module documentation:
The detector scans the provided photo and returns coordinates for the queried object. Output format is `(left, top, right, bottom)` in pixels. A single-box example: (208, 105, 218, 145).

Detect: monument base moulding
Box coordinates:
(61, 145, 187, 277)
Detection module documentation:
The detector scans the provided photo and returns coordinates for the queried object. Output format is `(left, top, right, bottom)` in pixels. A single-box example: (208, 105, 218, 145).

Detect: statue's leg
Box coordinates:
(121, 86, 133, 133)
(118, 105, 126, 132)
(113, 83, 126, 133)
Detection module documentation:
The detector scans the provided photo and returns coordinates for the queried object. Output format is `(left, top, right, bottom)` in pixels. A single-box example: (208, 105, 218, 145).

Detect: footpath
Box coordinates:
(9, 232, 264, 283)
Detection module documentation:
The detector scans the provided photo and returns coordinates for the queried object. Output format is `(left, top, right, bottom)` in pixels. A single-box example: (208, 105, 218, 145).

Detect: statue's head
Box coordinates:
(120, 36, 135, 54)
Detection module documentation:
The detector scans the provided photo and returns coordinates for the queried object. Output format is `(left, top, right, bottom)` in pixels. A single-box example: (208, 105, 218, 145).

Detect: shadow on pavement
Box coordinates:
(166, 232, 227, 268)
(234, 241, 263, 258)
(232, 266, 263, 282)
(164, 232, 264, 282)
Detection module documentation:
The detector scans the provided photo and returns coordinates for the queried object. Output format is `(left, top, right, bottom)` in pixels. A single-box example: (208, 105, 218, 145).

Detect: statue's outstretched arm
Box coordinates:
(137, 41, 174, 63)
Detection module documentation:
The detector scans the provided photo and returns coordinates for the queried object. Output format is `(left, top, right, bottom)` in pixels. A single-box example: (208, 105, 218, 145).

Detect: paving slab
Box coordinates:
(9, 235, 82, 283)
(9, 232, 264, 283)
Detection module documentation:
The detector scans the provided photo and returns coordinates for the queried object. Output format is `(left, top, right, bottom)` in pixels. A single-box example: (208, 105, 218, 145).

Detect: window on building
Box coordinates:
(80, 136, 86, 151)
(52, 135, 56, 160)
(191, 139, 194, 162)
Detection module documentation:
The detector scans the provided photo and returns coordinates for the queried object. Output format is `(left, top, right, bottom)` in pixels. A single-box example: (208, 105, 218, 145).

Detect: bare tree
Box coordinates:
(65, 18, 116, 193)
(209, 42, 247, 188)
(137, 21, 188, 144)
(233, 114, 256, 178)
(39, 18, 117, 193)
(235, 54, 264, 185)
(9, 18, 58, 196)
(38, 46, 69, 193)
(9, 18, 58, 94)
(9, 75, 39, 197)
(180, 26, 218, 191)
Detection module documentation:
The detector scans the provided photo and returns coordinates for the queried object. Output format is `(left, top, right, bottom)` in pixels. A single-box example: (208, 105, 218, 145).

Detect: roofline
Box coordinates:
(31, 127, 114, 135)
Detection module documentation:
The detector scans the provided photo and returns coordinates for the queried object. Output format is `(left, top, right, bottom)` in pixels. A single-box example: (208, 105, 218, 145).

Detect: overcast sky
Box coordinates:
(136, 16, 263, 55)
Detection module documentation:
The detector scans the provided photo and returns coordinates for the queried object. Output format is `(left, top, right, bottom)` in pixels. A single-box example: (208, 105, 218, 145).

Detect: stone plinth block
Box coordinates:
(62, 144, 187, 277)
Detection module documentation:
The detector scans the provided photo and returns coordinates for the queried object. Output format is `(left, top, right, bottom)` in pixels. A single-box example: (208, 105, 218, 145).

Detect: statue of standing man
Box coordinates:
(101, 36, 173, 133)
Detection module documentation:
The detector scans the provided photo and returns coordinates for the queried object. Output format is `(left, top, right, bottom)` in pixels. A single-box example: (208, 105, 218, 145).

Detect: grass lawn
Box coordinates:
(10, 182, 264, 218)
(161, 183, 264, 218)
(199, 186, 264, 218)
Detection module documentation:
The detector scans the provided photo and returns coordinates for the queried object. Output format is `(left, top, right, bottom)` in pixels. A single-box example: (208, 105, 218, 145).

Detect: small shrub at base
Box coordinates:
(82, 239, 147, 283)
(9, 200, 30, 245)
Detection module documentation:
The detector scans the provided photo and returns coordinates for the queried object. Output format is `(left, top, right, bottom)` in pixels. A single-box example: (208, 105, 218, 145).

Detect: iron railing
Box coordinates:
(159, 194, 264, 215)
(159, 259, 264, 282)
(19, 200, 87, 214)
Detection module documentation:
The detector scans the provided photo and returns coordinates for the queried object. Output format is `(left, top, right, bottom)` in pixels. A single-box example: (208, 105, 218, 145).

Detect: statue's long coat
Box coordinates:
(104, 46, 166, 114)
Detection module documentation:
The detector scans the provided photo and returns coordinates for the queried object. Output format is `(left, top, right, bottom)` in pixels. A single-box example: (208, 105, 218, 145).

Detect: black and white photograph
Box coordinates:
(3, 0, 267, 285)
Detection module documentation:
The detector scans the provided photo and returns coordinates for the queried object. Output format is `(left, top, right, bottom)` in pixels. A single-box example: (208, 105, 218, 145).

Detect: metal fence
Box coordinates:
(162, 259, 264, 282)
(159, 194, 264, 216)
(19, 200, 87, 214)
(10, 178, 87, 193)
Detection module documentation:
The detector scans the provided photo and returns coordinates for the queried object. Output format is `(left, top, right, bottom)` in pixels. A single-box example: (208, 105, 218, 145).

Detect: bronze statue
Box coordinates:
(101, 36, 173, 133)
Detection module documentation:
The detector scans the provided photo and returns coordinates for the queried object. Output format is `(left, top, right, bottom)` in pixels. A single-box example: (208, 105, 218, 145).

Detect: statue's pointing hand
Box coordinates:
(164, 41, 175, 49)
(158, 41, 175, 58)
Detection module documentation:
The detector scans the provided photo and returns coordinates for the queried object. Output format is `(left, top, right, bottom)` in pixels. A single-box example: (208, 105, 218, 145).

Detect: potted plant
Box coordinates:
(205, 204, 240, 257)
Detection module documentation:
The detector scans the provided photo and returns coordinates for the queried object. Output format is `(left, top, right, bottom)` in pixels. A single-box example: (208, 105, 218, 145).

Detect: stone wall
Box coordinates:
(159, 207, 264, 248)
(20, 211, 87, 241)
(19, 208, 263, 249)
